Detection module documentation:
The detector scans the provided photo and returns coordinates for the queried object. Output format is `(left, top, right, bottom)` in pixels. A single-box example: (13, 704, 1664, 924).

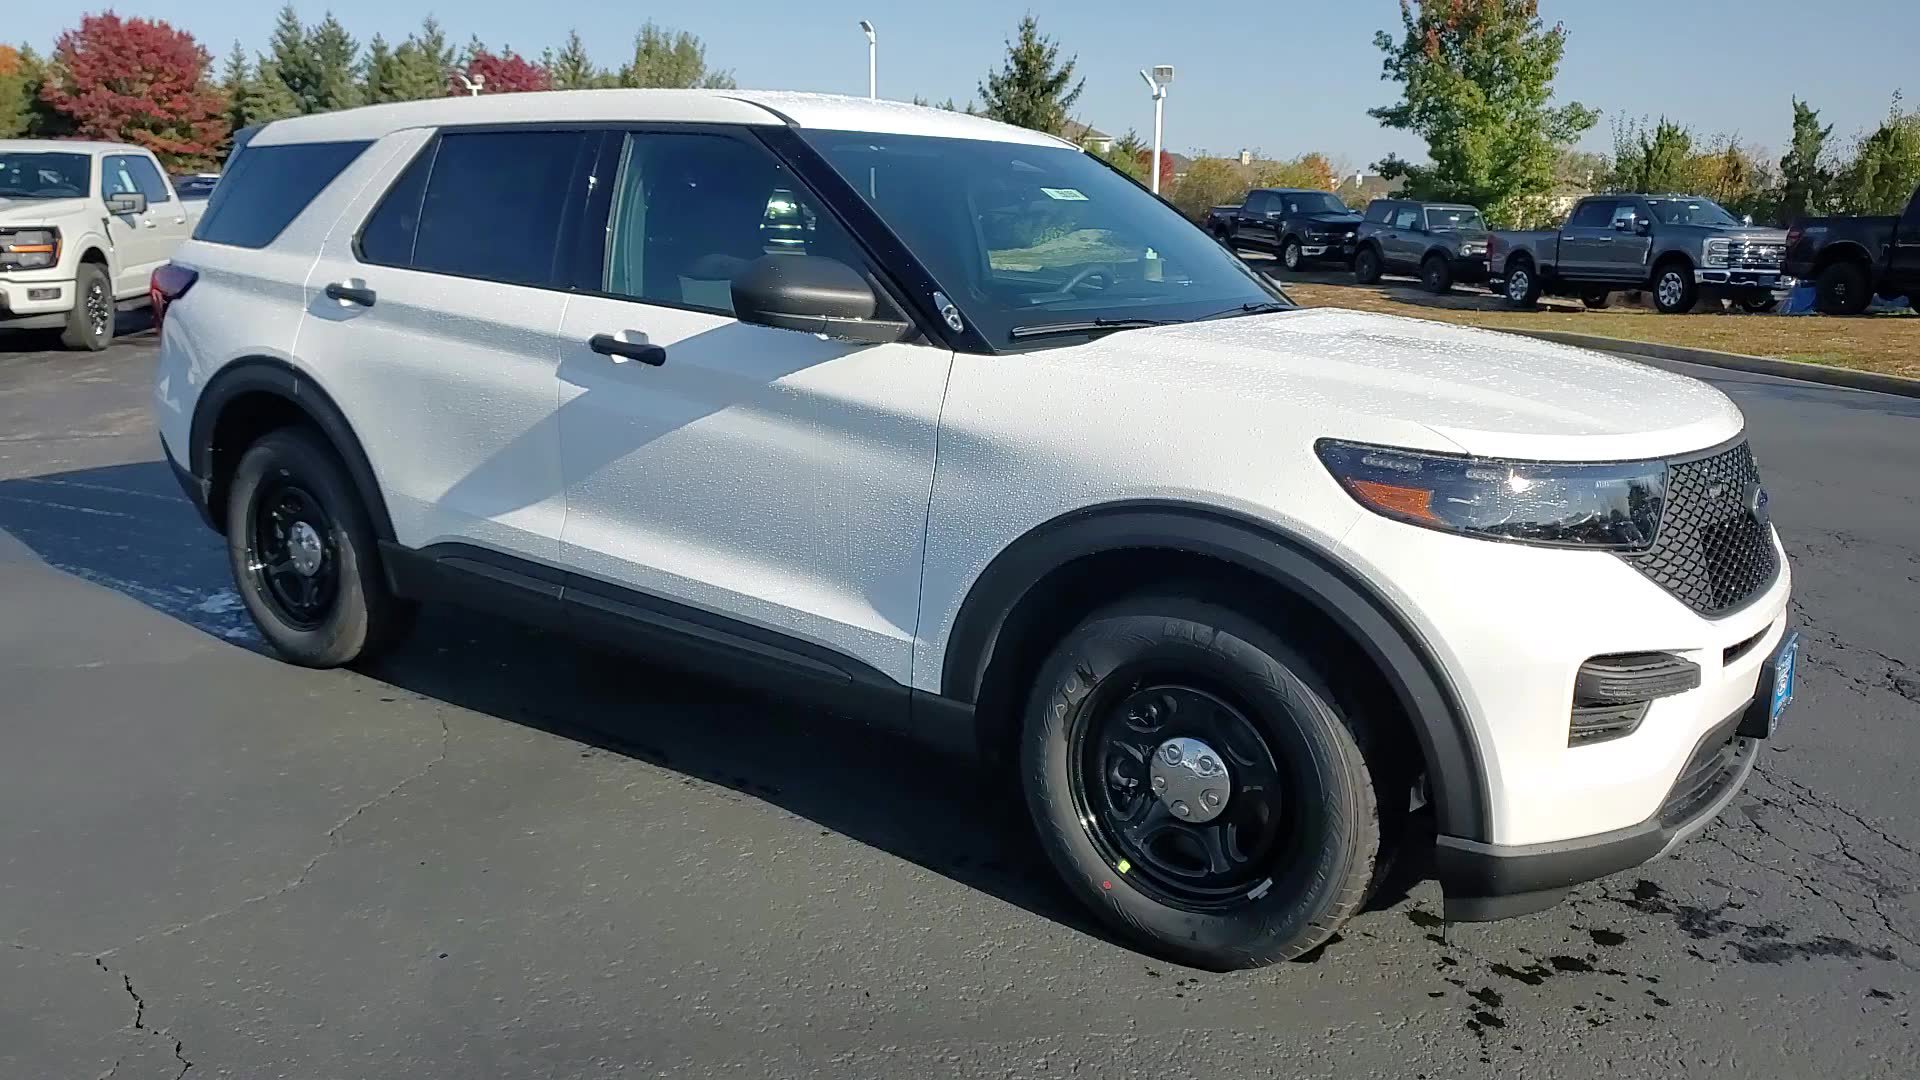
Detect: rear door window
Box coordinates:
(1392, 206, 1420, 230)
(1363, 201, 1394, 223)
(407, 130, 591, 287)
(194, 140, 370, 248)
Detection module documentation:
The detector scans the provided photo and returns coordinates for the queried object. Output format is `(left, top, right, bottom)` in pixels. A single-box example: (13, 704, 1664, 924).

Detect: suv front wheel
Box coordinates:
(226, 428, 412, 667)
(1021, 596, 1387, 970)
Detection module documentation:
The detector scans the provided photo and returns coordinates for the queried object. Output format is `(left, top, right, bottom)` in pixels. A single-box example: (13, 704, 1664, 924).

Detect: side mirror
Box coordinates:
(1635, 217, 1652, 236)
(106, 191, 147, 215)
(731, 255, 912, 345)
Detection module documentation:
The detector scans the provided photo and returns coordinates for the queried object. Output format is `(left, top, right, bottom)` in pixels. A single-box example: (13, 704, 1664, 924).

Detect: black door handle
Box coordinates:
(324, 282, 376, 307)
(589, 333, 666, 366)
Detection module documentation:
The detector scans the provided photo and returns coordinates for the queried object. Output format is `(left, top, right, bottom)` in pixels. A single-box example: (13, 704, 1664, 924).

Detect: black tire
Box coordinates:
(1652, 262, 1698, 314)
(1021, 595, 1386, 971)
(61, 262, 114, 351)
(226, 428, 413, 668)
(1420, 254, 1453, 294)
(1353, 246, 1383, 285)
(1581, 290, 1612, 310)
(1815, 262, 1871, 316)
(1503, 260, 1542, 307)
(1281, 238, 1303, 272)
(1738, 292, 1778, 314)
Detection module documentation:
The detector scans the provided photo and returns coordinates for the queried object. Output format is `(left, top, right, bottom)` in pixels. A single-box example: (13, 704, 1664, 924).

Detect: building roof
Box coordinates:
(1061, 120, 1113, 142)
(252, 89, 1074, 150)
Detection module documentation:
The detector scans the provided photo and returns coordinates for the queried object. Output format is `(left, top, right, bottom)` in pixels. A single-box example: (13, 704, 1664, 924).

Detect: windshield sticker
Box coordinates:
(1040, 187, 1088, 201)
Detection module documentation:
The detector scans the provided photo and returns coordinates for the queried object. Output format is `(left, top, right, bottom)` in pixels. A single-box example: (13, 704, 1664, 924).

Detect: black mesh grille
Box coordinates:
(1620, 442, 1778, 618)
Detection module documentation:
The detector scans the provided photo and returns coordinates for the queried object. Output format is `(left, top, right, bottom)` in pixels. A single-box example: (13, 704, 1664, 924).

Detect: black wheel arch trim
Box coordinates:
(940, 500, 1492, 841)
(187, 357, 398, 541)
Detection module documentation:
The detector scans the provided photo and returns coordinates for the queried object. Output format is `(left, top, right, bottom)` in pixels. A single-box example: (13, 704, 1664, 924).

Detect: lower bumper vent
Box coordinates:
(1569, 652, 1701, 746)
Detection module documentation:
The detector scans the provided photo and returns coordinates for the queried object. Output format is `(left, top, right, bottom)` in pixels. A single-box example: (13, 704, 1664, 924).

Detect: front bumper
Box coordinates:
(1433, 633, 1790, 920)
(0, 276, 77, 328)
(1300, 239, 1357, 260)
(1696, 267, 1789, 289)
(1451, 253, 1490, 281)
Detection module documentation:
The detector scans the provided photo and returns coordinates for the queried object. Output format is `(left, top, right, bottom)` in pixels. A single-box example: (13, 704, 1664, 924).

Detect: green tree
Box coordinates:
(1836, 96, 1920, 216)
(549, 29, 603, 90)
(1169, 156, 1249, 220)
(1778, 98, 1834, 223)
(617, 22, 734, 89)
(977, 15, 1083, 135)
(304, 13, 362, 111)
(361, 34, 404, 103)
(1101, 130, 1150, 183)
(261, 5, 313, 111)
(1609, 116, 1693, 193)
(1368, 0, 1597, 224)
(234, 58, 302, 126)
(0, 45, 46, 137)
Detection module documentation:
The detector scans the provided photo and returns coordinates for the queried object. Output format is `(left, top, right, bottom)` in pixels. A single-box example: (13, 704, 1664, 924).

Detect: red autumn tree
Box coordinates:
(39, 14, 228, 168)
(1136, 149, 1175, 191)
(454, 48, 552, 96)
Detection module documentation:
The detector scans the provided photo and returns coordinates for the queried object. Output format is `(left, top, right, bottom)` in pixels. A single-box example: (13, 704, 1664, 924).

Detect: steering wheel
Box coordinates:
(1050, 265, 1113, 298)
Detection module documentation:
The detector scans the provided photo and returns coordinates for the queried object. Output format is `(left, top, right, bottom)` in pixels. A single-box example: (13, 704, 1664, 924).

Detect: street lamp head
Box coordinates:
(1152, 65, 1175, 86)
(859, 20, 875, 42)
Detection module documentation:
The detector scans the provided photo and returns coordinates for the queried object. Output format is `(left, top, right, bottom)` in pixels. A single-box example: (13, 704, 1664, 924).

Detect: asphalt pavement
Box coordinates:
(2, 329, 1916, 1079)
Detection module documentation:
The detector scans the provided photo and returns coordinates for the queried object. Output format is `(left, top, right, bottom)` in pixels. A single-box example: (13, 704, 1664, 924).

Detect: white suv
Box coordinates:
(1, 139, 196, 349)
(151, 91, 1797, 970)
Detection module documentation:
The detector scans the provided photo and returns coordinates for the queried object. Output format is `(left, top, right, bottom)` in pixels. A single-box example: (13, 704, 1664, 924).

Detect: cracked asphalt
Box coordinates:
(2, 329, 1916, 1078)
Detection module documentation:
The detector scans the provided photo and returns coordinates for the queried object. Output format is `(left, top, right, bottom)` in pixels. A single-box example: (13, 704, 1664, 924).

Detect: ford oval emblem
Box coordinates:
(1743, 482, 1770, 525)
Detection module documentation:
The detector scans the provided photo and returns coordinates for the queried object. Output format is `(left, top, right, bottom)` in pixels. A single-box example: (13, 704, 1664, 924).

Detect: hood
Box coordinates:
(1298, 212, 1363, 228)
(0, 197, 90, 223)
(1042, 308, 1742, 461)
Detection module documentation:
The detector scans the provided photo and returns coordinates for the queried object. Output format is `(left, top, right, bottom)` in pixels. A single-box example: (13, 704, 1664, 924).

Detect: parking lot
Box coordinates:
(3, 328, 1918, 1077)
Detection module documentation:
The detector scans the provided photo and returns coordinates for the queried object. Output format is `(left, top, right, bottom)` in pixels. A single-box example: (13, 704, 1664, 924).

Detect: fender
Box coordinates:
(941, 500, 1491, 842)
(187, 357, 397, 542)
(1811, 240, 1874, 273)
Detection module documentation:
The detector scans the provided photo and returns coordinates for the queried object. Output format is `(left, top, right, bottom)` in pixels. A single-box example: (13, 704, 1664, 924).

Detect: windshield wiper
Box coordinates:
(1195, 301, 1291, 322)
(1008, 318, 1170, 340)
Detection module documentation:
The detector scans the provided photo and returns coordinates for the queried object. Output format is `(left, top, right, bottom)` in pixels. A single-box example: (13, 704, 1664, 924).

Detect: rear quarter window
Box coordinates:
(1363, 201, 1394, 224)
(193, 140, 370, 249)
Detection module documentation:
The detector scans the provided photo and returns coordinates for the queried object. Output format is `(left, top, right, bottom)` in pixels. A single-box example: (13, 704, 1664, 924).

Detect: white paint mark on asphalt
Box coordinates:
(19, 478, 182, 503)
(194, 590, 243, 615)
(0, 495, 138, 519)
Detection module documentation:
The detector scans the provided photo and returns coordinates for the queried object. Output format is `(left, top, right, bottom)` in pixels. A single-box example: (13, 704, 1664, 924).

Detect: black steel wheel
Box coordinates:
(226, 428, 413, 667)
(1023, 595, 1388, 970)
(1353, 246, 1383, 285)
(244, 481, 339, 631)
(1815, 262, 1870, 316)
(1421, 254, 1453, 294)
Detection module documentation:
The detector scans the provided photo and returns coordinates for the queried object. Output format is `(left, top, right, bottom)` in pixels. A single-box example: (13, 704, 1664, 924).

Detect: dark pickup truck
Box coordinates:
(1352, 199, 1490, 293)
(1490, 194, 1787, 314)
(1206, 188, 1362, 271)
(1784, 184, 1920, 315)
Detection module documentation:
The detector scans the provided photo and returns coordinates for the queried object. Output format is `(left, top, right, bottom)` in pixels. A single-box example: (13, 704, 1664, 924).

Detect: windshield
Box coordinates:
(1425, 207, 1486, 231)
(797, 130, 1285, 346)
(0, 152, 91, 199)
(1644, 197, 1742, 227)
(1278, 192, 1351, 216)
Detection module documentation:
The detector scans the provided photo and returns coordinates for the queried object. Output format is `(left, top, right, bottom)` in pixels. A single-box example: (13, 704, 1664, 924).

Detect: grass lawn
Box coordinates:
(1278, 276, 1920, 381)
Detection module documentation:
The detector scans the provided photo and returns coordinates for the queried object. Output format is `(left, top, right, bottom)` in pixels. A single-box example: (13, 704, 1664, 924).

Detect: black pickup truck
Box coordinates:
(1784, 184, 1920, 315)
(1206, 188, 1362, 271)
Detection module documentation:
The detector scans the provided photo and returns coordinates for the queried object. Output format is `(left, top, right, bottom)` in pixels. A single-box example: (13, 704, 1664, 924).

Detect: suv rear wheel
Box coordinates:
(1021, 596, 1386, 970)
(226, 428, 412, 667)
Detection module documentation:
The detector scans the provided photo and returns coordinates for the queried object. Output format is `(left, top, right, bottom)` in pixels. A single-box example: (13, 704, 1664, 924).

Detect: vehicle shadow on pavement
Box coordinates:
(0, 458, 1428, 956)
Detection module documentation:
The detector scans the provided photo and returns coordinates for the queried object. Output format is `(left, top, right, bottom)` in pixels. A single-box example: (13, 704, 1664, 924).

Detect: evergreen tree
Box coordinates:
(0, 45, 46, 137)
(385, 16, 455, 101)
(1837, 96, 1920, 216)
(1368, 0, 1597, 224)
(263, 5, 313, 112)
(618, 22, 734, 89)
(219, 42, 250, 131)
(361, 34, 401, 103)
(549, 29, 601, 90)
(977, 16, 1083, 135)
(306, 13, 362, 111)
(1778, 98, 1834, 223)
(235, 58, 302, 126)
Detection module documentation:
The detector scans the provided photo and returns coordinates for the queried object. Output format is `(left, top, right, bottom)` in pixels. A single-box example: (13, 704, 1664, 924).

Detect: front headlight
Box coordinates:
(1316, 440, 1667, 549)
(0, 228, 60, 270)
(1703, 238, 1730, 268)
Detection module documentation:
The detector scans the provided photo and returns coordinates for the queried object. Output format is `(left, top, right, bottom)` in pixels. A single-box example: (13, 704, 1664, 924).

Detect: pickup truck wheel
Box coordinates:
(1815, 262, 1871, 316)
(1504, 263, 1542, 307)
(1353, 247, 1382, 285)
(1581, 290, 1612, 310)
(1420, 254, 1453, 294)
(227, 428, 414, 668)
(1021, 596, 1384, 970)
(1281, 238, 1303, 272)
(1653, 265, 1697, 314)
(60, 264, 114, 351)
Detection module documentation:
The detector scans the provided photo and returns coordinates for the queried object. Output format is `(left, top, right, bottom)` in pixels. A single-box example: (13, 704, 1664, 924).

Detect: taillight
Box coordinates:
(1784, 225, 1804, 250)
(150, 263, 198, 328)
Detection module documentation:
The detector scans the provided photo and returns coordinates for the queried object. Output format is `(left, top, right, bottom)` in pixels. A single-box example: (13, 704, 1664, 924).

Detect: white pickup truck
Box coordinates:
(1, 139, 202, 350)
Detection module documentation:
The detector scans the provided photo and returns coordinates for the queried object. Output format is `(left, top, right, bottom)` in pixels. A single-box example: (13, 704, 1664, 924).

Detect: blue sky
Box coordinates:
(13, 1, 1913, 170)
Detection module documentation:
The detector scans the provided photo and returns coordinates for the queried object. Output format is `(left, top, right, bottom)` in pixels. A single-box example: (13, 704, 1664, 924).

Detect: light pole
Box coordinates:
(1139, 66, 1173, 195)
(858, 20, 876, 99)
(452, 70, 485, 97)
